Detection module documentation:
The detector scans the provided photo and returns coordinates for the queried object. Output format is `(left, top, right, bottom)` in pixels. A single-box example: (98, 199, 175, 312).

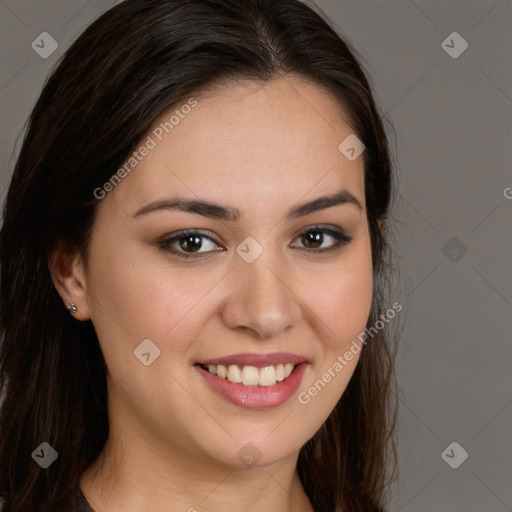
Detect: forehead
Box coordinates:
(102, 75, 365, 217)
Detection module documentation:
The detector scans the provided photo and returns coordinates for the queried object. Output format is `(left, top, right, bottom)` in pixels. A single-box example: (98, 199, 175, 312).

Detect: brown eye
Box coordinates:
(179, 234, 203, 252)
(157, 230, 222, 258)
(292, 226, 353, 252)
(301, 230, 324, 249)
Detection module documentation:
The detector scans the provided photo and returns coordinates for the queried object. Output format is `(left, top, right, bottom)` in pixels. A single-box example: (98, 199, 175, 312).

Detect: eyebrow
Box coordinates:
(132, 188, 363, 221)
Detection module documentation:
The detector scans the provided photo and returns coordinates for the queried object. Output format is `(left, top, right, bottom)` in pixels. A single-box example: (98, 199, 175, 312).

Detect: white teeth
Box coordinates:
(227, 364, 242, 383)
(217, 364, 227, 379)
(241, 365, 260, 386)
(259, 366, 276, 386)
(203, 363, 297, 386)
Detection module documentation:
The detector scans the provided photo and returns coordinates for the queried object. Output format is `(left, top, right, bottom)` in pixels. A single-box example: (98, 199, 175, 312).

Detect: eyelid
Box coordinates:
(156, 229, 222, 254)
(161, 228, 220, 242)
(292, 223, 349, 240)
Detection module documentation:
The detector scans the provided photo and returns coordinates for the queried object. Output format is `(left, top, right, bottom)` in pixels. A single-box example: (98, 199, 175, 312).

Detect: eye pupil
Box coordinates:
(303, 230, 322, 249)
(181, 235, 202, 252)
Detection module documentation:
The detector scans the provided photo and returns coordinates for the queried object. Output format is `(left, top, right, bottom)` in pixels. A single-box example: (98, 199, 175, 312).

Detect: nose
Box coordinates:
(221, 251, 302, 339)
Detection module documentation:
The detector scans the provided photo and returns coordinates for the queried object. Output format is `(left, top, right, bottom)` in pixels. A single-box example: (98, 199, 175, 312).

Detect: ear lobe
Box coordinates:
(47, 239, 91, 321)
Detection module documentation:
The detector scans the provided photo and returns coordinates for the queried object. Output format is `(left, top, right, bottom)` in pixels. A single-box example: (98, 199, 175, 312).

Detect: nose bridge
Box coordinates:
(221, 244, 301, 338)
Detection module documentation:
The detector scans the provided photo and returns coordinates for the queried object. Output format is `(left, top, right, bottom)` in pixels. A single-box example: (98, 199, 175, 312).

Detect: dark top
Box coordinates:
(76, 487, 95, 512)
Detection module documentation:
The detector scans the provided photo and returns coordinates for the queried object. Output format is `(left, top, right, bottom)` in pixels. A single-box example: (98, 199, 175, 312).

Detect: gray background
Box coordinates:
(1, 0, 511, 510)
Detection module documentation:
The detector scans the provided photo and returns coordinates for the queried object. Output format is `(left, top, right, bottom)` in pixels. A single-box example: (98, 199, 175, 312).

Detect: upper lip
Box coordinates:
(197, 352, 309, 368)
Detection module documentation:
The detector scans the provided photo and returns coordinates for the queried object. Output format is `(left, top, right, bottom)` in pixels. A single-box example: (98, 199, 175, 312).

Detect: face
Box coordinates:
(79, 75, 373, 469)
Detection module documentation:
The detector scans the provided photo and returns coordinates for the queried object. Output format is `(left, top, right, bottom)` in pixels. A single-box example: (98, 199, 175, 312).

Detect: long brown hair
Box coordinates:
(0, 1, 400, 510)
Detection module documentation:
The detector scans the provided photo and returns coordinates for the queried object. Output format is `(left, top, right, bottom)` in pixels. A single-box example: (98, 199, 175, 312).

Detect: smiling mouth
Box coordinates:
(198, 363, 298, 387)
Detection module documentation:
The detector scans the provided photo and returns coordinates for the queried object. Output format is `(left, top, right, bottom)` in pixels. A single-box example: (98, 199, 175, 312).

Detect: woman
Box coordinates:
(0, 0, 399, 510)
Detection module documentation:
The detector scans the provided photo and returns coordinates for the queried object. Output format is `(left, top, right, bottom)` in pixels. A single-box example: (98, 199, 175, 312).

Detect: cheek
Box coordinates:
(294, 252, 373, 420)
(285, 250, 374, 443)
(86, 237, 227, 367)
(301, 252, 374, 352)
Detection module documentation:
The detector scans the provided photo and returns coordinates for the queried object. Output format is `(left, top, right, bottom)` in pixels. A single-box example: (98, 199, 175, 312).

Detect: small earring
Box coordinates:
(67, 303, 77, 314)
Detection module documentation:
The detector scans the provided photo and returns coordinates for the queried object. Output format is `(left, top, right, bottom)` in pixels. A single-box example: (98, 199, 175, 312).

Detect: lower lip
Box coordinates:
(195, 363, 308, 409)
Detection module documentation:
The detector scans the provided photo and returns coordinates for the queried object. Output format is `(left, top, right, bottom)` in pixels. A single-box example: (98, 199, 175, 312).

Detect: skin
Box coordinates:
(49, 74, 374, 512)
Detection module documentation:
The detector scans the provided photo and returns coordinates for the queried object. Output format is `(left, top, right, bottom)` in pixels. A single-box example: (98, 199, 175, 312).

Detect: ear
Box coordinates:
(47, 239, 91, 321)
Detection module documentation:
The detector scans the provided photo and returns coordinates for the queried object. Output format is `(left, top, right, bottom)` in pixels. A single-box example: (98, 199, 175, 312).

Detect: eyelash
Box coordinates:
(157, 226, 354, 260)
